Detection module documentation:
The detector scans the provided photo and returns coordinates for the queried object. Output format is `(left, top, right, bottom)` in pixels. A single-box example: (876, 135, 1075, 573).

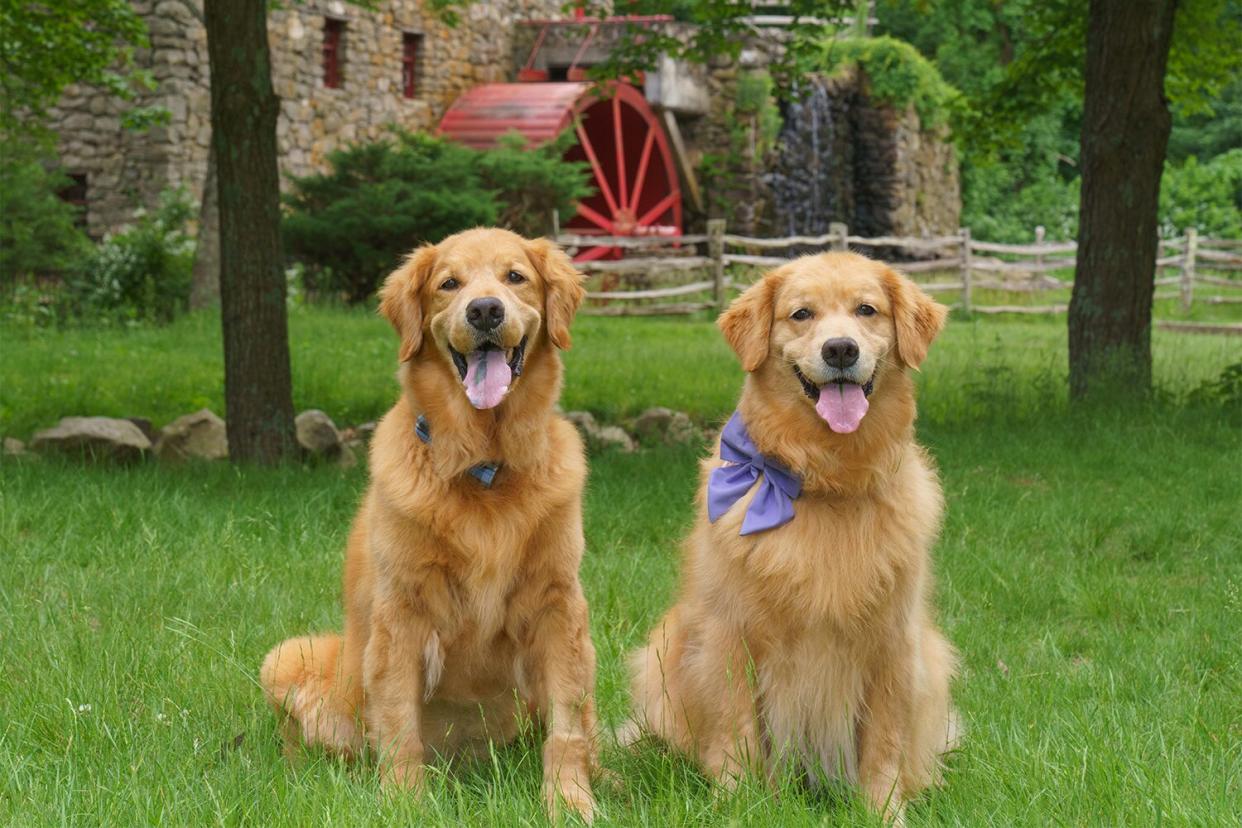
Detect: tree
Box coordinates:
(1067, 1, 1177, 399)
(204, 0, 296, 463)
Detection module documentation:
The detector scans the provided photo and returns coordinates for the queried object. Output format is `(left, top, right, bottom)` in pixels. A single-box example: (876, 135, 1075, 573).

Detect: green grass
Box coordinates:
(2, 310, 1241, 825)
(2, 303, 1240, 437)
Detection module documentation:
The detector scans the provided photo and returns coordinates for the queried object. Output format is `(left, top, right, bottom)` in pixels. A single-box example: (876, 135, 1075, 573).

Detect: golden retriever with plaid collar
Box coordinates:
(628, 252, 959, 824)
(261, 228, 599, 821)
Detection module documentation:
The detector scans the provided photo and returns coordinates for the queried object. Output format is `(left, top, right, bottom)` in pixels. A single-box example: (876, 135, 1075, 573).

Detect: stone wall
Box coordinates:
(49, 0, 559, 238)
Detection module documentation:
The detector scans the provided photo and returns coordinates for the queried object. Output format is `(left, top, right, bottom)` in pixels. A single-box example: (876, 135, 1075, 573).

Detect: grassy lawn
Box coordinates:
(2, 310, 1240, 825)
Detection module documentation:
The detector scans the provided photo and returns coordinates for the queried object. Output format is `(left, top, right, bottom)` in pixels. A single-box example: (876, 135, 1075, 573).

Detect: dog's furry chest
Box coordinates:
(758, 630, 865, 784)
(705, 452, 941, 630)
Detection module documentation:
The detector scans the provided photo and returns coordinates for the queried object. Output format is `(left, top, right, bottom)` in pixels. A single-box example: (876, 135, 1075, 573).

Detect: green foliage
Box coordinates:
(282, 130, 591, 304)
(1169, 76, 1242, 164)
(811, 36, 961, 128)
(476, 131, 594, 239)
(1159, 149, 1242, 239)
(734, 70, 783, 154)
(65, 189, 196, 325)
(0, 144, 92, 280)
(0, 0, 154, 138)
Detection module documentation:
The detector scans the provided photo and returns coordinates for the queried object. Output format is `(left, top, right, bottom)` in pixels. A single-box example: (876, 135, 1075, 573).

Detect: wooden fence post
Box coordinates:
(959, 227, 973, 314)
(1181, 227, 1198, 311)
(830, 221, 849, 251)
(708, 218, 727, 314)
(1034, 225, 1046, 272)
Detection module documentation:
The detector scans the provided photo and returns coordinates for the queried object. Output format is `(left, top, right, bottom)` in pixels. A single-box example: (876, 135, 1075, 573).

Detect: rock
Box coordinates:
(564, 410, 599, 436)
(31, 417, 151, 462)
(665, 411, 700, 444)
(295, 409, 341, 459)
(633, 406, 675, 438)
(155, 409, 228, 462)
(3, 437, 27, 456)
(595, 425, 637, 453)
(633, 407, 700, 445)
(126, 417, 158, 444)
(564, 410, 635, 453)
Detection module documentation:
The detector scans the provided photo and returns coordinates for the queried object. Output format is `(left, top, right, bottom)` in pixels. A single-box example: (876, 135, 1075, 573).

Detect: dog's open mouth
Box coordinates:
(794, 366, 874, 434)
(449, 337, 528, 410)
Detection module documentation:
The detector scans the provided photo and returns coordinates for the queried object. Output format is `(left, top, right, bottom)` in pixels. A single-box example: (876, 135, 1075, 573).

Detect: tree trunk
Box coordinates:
(204, 0, 296, 462)
(189, 139, 220, 310)
(1068, 0, 1178, 400)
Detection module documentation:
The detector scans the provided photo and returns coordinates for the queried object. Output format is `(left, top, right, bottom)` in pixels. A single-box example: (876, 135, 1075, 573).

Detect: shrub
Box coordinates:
(1159, 148, 1242, 238)
(812, 36, 961, 129)
(0, 144, 92, 282)
(282, 129, 592, 303)
(66, 188, 196, 324)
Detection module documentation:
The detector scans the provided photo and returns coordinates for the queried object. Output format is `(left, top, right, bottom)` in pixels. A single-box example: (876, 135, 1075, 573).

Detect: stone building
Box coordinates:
(50, 0, 559, 239)
(52, 3, 960, 244)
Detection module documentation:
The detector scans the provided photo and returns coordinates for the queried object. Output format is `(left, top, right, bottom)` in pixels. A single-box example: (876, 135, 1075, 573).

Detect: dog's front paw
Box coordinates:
(545, 780, 596, 824)
(379, 758, 425, 796)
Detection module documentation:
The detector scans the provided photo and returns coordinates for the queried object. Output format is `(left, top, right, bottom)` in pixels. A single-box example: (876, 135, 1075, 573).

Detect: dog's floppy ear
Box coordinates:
(525, 237, 585, 350)
(379, 244, 437, 362)
(883, 266, 947, 369)
(718, 272, 779, 372)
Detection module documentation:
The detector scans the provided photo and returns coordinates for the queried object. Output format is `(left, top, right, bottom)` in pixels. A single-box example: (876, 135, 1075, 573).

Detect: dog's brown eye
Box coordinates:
(790, 308, 813, 321)
(857, 304, 877, 317)
(507, 270, 526, 285)
(439, 278, 460, 291)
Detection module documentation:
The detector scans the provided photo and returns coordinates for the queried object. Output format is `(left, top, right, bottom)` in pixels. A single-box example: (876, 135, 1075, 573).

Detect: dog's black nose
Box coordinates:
(822, 337, 860, 368)
(466, 297, 505, 332)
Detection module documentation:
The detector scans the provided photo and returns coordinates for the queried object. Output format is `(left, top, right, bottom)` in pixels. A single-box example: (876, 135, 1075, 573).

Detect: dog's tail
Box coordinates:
(260, 634, 363, 757)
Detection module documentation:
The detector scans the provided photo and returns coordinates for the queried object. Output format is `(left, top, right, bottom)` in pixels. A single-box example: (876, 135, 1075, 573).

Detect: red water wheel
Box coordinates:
(438, 81, 682, 261)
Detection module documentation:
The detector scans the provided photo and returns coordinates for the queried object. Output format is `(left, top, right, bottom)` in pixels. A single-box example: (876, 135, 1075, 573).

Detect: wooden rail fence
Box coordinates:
(556, 222, 1242, 335)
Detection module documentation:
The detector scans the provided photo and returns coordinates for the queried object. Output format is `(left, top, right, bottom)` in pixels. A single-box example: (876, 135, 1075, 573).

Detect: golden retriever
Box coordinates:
(260, 228, 600, 821)
(627, 252, 958, 823)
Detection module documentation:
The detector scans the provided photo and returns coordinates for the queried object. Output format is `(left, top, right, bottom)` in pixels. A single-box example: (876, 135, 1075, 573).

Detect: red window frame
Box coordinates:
(323, 18, 344, 89)
(401, 33, 422, 99)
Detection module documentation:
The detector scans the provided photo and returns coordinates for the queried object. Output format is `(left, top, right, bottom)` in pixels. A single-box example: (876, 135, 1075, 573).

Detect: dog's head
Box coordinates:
(379, 228, 585, 410)
(719, 252, 946, 433)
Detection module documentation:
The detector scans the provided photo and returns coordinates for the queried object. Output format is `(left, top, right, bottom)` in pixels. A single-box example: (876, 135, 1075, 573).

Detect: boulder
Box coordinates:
(633, 406, 700, 445)
(665, 411, 700, 445)
(595, 425, 637, 453)
(31, 417, 151, 462)
(3, 437, 27, 456)
(564, 410, 636, 453)
(296, 409, 342, 459)
(633, 406, 675, 438)
(126, 417, 158, 444)
(154, 409, 228, 462)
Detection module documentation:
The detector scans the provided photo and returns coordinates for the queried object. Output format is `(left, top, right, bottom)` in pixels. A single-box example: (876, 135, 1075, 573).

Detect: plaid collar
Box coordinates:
(415, 414, 500, 488)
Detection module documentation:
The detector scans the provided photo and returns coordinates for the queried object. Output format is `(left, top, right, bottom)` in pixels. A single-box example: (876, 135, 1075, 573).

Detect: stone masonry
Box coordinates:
(49, 0, 559, 238)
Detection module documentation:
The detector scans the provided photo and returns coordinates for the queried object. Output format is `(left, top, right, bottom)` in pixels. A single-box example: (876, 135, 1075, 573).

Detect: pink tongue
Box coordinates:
(463, 349, 512, 410)
(815, 383, 869, 433)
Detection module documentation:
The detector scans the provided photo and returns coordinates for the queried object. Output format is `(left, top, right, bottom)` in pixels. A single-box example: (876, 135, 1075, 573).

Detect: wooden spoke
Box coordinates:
(628, 127, 656, 213)
(575, 121, 619, 217)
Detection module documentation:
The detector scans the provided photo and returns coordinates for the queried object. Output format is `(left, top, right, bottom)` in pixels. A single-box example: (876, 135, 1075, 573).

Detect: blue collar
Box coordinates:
(415, 414, 500, 488)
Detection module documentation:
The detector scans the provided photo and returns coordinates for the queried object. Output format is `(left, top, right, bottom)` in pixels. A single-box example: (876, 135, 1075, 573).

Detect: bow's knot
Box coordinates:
(707, 412, 802, 535)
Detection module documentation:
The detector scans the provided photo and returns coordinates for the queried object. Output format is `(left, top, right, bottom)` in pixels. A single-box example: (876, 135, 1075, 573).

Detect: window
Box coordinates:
(402, 33, 423, 99)
(323, 18, 344, 89)
(58, 173, 89, 229)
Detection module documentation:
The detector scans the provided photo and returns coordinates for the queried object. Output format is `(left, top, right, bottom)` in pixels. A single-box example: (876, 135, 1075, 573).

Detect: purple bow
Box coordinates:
(708, 412, 802, 536)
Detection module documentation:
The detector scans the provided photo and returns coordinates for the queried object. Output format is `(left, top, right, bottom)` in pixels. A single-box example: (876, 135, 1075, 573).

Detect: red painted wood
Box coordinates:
(437, 81, 682, 260)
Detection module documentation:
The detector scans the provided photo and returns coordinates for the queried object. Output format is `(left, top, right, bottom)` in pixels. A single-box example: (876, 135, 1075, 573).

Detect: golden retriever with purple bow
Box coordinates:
(627, 252, 959, 824)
